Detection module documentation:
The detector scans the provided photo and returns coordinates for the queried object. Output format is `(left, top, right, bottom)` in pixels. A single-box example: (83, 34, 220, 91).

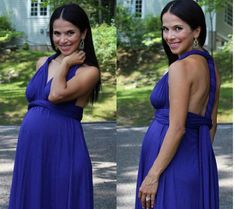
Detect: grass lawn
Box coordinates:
(0, 49, 116, 125)
(117, 81, 232, 127)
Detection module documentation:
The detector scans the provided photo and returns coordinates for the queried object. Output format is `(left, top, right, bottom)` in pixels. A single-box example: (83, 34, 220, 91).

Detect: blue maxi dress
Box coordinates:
(8, 54, 93, 209)
(135, 50, 219, 209)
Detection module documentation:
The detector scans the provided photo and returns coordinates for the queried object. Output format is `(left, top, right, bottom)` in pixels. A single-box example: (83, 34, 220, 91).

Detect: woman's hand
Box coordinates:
(62, 50, 86, 67)
(138, 174, 159, 209)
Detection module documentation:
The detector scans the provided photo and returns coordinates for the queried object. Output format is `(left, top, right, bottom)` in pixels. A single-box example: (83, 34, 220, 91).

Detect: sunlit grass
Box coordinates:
(117, 81, 232, 127)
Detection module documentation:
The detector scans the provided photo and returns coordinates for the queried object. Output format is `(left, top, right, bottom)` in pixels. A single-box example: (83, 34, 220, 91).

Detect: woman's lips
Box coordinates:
(168, 42, 180, 49)
(59, 45, 71, 51)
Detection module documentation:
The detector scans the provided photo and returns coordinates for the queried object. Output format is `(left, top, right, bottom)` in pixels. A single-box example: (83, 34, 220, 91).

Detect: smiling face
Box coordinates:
(52, 18, 86, 56)
(162, 12, 200, 56)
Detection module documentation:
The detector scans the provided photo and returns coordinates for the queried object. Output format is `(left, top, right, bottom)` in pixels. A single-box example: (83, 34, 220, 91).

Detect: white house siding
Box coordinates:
(142, 0, 168, 18)
(0, 0, 50, 46)
(215, 10, 232, 44)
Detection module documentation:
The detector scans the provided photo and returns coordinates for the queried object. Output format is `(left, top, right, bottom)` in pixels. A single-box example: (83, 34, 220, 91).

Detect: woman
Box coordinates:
(8, 3, 100, 209)
(135, 1, 220, 209)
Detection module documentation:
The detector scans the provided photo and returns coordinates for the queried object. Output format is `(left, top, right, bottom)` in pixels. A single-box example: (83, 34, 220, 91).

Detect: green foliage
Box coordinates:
(0, 15, 23, 48)
(198, 0, 228, 12)
(116, 5, 162, 49)
(0, 16, 12, 30)
(214, 34, 233, 83)
(47, 0, 115, 25)
(92, 24, 116, 75)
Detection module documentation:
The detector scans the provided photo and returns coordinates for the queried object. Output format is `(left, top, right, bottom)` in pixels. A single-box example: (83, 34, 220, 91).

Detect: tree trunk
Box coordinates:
(209, 11, 214, 57)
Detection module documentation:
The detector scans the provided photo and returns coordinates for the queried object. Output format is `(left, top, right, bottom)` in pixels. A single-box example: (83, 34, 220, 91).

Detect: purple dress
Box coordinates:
(135, 50, 219, 209)
(8, 54, 93, 209)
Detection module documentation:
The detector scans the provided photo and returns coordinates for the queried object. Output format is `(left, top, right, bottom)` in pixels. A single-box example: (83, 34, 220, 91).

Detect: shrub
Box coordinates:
(116, 5, 162, 49)
(0, 15, 23, 49)
(214, 34, 232, 83)
(92, 23, 116, 75)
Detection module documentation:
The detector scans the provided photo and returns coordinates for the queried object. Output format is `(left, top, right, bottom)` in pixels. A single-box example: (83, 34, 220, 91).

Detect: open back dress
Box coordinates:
(135, 49, 219, 209)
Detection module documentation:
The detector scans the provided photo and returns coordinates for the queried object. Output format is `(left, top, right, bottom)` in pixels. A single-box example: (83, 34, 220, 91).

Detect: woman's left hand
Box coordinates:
(62, 50, 86, 67)
(138, 174, 159, 209)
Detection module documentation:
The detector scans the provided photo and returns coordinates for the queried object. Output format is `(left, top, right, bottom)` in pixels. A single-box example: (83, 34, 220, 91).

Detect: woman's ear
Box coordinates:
(193, 26, 201, 39)
(81, 29, 88, 40)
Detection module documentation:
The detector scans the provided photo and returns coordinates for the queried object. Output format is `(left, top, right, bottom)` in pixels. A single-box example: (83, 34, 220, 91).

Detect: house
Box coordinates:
(0, 0, 50, 48)
(117, 0, 233, 50)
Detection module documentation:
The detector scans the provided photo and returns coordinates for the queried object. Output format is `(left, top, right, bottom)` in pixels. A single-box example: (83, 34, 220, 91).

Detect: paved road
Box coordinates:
(0, 124, 232, 209)
(117, 124, 233, 209)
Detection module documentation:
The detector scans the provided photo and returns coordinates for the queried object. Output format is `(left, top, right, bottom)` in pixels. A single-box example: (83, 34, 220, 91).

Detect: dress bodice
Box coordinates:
(25, 54, 83, 120)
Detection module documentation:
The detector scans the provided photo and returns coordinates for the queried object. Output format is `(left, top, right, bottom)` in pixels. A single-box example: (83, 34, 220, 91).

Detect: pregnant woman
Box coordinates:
(135, 1, 220, 209)
(8, 3, 101, 209)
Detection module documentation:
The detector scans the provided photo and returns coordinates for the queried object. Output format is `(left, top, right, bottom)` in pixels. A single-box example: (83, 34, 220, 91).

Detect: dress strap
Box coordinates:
(177, 49, 216, 119)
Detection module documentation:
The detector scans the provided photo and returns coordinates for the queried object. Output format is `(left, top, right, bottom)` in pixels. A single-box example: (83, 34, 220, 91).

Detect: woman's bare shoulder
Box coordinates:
(36, 57, 48, 71)
(77, 65, 100, 78)
(169, 55, 206, 79)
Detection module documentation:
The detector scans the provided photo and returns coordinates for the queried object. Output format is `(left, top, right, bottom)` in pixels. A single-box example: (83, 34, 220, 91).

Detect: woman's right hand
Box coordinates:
(62, 50, 86, 67)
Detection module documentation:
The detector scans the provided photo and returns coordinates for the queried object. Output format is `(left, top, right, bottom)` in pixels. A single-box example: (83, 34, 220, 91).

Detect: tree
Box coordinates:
(197, 0, 230, 56)
(45, 0, 115, 25)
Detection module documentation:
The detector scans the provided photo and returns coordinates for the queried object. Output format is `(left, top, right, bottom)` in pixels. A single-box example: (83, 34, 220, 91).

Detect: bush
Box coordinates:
(116, 5, 162, 49)
(0, 15, 23, 49)
(92, 23, 116, 75)
(214, 34, 232, 83)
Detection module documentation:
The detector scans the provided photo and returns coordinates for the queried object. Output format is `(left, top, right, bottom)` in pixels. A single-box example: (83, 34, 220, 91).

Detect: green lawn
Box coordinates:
(117, 82, 232, 127)
(0, 49, 116, 124)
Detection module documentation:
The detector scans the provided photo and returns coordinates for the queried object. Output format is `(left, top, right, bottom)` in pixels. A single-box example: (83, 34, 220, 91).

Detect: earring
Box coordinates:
(193, 38, 199, 49)
(79, 39, 85, 50)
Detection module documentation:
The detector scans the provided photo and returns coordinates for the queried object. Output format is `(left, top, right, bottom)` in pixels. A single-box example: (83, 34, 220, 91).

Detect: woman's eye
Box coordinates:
(67, 31, 75, 36)
(162, 26, 168, 32)
(53, 31, 60, 36)
(175, 26, 182, 31)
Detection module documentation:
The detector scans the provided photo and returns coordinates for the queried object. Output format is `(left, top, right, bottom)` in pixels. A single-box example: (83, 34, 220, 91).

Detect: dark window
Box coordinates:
(224, 2, 233, 26)
(30, 0, 48, 17)
(135, 0, 142, 17)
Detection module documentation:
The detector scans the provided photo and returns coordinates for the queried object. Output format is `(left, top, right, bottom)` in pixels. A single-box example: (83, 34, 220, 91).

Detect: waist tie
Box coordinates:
(28, 100, 83, 121)
(155, 108, 219, 208)
(154, 108, 212, 129)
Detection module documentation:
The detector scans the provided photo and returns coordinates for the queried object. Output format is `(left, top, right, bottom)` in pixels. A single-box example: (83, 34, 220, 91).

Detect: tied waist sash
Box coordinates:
(154, 108, 212, 129)
(28, 100, 83, 121)
(154, 108, 218, 208)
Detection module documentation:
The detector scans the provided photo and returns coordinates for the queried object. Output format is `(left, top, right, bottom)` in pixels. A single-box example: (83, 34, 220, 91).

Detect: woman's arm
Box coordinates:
(48, 51, 99, 103)
(148, 60, 191, 178)
(139, 60, 192, 208)
(210, 64, 221, 142)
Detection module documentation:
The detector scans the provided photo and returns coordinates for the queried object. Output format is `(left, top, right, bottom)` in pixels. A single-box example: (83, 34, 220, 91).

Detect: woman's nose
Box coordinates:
(166, 30, 176, 40)
(60, 34, 68, 44)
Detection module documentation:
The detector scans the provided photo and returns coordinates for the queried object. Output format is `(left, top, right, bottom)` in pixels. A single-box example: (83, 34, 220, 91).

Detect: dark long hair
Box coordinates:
(49, 3, 101, 103)
(160, 0, 207, 65)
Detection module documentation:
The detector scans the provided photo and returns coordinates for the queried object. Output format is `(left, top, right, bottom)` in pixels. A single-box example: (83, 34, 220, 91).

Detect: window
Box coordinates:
(40, 0, 48, 16)
(31, 1, 38, 16)
(30, 0, 48, 17)
(135, 0, 142, 17)
(224, 2, 232, 26)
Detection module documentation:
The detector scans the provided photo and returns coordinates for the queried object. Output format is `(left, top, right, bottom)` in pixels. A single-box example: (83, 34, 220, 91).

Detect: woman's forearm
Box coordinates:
(48, 62, 70, 101)
(148, 126, 185, 179)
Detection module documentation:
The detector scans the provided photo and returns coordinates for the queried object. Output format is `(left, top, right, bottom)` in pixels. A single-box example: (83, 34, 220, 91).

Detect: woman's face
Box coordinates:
(52, 18, 85, 56)
(162, 12, 200, 56)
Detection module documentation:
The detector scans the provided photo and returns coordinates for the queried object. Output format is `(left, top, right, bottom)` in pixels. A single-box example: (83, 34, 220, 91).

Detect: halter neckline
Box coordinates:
(178, 49, 210, 61)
